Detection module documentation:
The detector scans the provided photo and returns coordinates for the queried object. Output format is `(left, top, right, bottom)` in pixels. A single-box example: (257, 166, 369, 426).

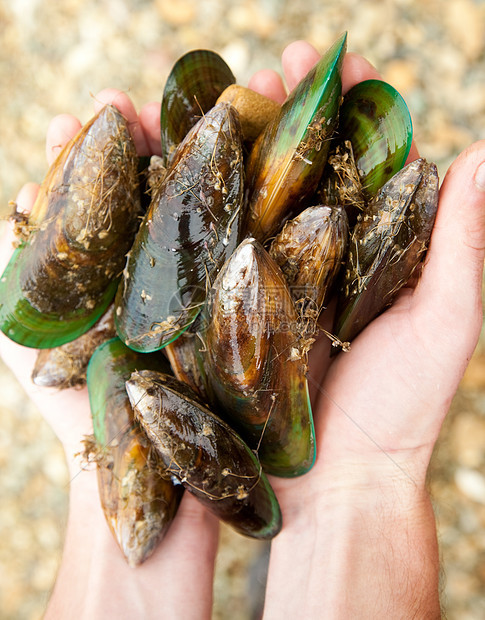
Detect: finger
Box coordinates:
(139, 101, 162, 156)
(413, 140, 485, 356)
(93, 88, 150, 156)
(281, 40, 320, 91)
(46, 114, 82, 165)
(247, 69, 287, 104)
(341, 52, 381, 93)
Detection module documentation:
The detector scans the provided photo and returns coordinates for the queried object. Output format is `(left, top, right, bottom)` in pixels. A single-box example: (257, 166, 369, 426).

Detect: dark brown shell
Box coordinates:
(334, 158, 439, 345)
(126, 370, 282, 540)
(114, 102, 245, 353)
(269, 205, 349, 333)
(202, 238, 315, 477)
(0, 105, 141, 349)
(87, 338, 183, 566)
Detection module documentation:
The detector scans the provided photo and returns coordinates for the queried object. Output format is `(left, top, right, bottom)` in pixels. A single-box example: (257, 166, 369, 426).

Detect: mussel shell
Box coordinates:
(0, 105, 141, 349)
(126, 370, 282, 540)
(269, 205, 349, 326)
(202, 238, 315, 478)
(339, 79, 413, 199)
(243, 32, 347, 242)
(115, 102, 244, 353)
(334, 158, 439, 345)
(164, 327, 209, 401)
(160, 49, 235, 167)
(87, 338, 182, 567)
(32, 304, 116, 388)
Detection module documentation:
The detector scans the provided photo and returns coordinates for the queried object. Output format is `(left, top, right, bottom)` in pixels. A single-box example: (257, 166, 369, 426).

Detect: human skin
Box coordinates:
(1, 41, 484, 619)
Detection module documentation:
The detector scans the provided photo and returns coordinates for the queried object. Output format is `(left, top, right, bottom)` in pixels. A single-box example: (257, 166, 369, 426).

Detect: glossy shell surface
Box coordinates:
(126, 370, 282, 540)
(87, 338, 182, 566)
(244, 33, 346, 242)
(0, 105, 141, 349)
(269, 205, 349, 326)
(339, 79, 413, 199)
(160, 49, 235, 166)
(202, 238, 315, 477)
(334, 158, 439, 344)
(115, 102, 244, 352)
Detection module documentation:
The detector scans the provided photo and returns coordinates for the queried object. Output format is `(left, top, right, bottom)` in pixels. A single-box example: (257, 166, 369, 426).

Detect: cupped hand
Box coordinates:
(250, 41, 485, 506)
(1, 39, 484, 618)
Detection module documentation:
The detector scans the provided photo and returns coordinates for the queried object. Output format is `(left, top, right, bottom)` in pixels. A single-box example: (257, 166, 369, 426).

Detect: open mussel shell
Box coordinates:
(334, 158, 439, 345)
(87, 338, 183, 567)
(160, 49, 235, 167)
(32, 304, 116, 389)
(202, 238, 315, 478)
(126, 370, 282, 540)
(115, 102, 244, 353)
(0, 105, 141, 349)
(339, 79, 413, 200)
(269, 205, 349, 333)
(244, 32, 347, 242)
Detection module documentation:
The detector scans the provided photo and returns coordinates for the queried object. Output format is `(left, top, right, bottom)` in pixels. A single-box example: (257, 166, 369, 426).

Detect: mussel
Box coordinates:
(338, 79, 413, 200)
(244, 32, 347, 242)
(115, 102, 245, 353)
(86, 338, 183, 566)
(201, 238, 315, 477)
(160, 49, 235, 167)
(334, 158, 439, 345)
(0, 105, 141, 349)
(126, 369, 282, 540)
(269, 205, 349, 338)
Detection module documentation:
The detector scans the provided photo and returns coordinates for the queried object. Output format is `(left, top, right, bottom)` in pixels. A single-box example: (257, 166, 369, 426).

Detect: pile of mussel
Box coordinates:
(0, 33, 440, 566)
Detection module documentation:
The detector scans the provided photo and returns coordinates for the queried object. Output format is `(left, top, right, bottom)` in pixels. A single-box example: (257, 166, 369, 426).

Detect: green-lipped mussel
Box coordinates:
(244, 32, 346, 242)
(86, 338, 183, 566)
(269, 205, 349, 338)
(0, 105, 141, 349)
(201, 237, 315, 478)
(160, 49, 235, 167)
(114, 102, 245, 353)
(338, 79, 413, 200)
(126, 370, 282, 540)
(14, 37, 444, 545)
(334, 158, 439, 345)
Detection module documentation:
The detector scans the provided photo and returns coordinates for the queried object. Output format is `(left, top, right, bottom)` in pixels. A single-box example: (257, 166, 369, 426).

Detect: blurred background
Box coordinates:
(0, 0, 485, 618)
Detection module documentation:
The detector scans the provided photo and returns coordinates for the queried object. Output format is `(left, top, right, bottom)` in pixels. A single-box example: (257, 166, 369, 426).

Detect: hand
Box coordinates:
(0, 90, 219, 619)
(250, 42, 485, 618)
(1, 41, 484, 619)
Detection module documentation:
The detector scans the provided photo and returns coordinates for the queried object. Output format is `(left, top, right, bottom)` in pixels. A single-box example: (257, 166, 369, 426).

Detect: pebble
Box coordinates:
(450, 410, 485, 468)
(455, 468, 485, 505)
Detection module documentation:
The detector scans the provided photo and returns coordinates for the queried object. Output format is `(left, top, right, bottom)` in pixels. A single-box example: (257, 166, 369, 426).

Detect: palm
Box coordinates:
(1, 48, 484, 613)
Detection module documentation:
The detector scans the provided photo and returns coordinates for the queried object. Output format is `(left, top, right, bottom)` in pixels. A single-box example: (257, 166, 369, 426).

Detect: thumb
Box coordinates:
(413, 141, 485, 359)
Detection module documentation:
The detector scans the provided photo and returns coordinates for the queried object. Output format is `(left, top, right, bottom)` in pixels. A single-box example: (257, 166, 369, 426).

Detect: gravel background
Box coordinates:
(1, 0, 485, 618)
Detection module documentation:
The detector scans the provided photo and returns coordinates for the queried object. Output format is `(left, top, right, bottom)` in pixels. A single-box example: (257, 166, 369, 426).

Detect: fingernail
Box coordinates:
(474, 161, 485, 191)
